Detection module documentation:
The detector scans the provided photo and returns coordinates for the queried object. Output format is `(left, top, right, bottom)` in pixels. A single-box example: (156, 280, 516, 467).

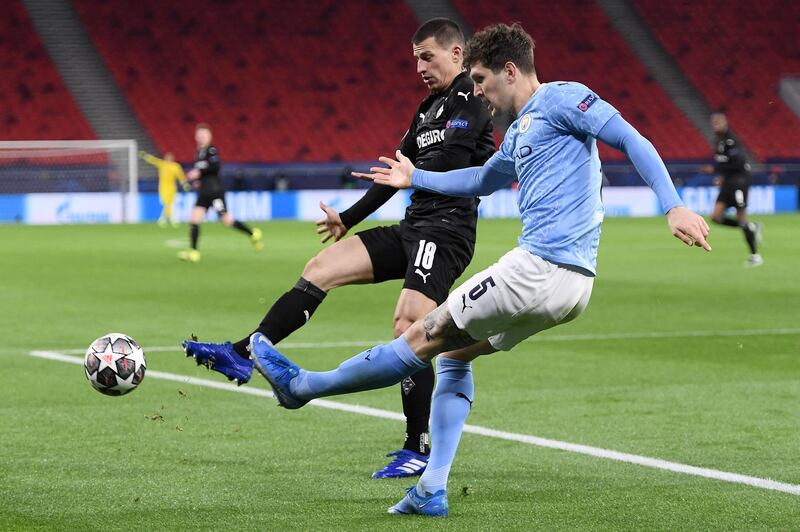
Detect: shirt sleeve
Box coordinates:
(547, 84, 620, 138)
(414, 90, 490, 172)
(338, 183, 399, 229)
(142, 154, 163, 168)
(410, 149, 516, 198)
(596, 114, 683, 213)
(397, 113, 419, 162)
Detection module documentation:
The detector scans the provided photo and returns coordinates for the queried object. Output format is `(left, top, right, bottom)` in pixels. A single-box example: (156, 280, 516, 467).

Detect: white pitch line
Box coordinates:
(52, 327, 800, 355)
(29, 349, 800, 497)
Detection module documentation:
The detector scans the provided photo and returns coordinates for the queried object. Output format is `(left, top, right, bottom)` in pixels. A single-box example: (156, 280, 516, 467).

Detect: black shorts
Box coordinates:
(717, 177, 748, 209)
(196, 191, 228, 213)
(356, 224, 475, 305)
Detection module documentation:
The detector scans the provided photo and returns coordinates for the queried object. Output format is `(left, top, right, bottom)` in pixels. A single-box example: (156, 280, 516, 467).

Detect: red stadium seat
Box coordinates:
(72, 0, 425, 162)
(0, 1, 95, 141)
(634, 0, 800, 160)
(452, 0, 710, 160)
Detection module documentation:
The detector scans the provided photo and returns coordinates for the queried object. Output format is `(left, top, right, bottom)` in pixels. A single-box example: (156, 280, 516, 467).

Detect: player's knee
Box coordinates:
(392, 316, 414, 339)
(302, 254, 334, 290)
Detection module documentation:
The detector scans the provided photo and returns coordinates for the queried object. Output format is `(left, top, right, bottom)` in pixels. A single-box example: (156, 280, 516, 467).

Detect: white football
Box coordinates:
(84, 333, 146, 396)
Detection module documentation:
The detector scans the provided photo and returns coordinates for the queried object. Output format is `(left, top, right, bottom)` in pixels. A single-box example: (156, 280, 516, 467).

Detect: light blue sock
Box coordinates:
(289, 336, 428, 401)
(417, 357, 473, 496)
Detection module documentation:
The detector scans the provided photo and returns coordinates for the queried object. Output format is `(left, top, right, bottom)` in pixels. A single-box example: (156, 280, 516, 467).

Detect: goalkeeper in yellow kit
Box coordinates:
(139, 151, 189, 227)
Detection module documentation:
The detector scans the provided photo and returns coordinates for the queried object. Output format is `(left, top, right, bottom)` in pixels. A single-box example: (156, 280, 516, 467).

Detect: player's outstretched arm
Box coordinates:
(596, 115, 711, 251)
(354, 150, 515, 197)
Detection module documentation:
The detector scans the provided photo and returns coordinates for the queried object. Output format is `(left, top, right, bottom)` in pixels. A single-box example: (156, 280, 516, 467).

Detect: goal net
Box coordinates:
(0, 140, 138, 223)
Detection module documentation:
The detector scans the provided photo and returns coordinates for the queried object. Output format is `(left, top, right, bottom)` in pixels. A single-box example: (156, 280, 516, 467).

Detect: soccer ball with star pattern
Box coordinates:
(84, 333, 146, 396)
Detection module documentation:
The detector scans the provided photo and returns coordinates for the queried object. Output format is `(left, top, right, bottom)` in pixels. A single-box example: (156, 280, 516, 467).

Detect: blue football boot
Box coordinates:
(249, 332, 307, 409)
(182, 338, 253, 385)
(387, 486, 448, 517)
(372, 450, 429, 479)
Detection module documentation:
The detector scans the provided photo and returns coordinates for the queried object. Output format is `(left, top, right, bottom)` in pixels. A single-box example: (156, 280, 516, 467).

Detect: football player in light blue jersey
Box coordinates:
(246, 23, 711, 517)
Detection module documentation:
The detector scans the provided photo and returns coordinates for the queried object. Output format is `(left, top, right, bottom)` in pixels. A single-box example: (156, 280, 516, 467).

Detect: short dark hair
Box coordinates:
(465, 23, 535, 74)
(195, 122, 211, 132)
(412, 18, 464, 48)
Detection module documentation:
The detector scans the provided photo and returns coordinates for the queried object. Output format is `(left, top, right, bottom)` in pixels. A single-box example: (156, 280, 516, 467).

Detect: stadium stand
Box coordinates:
(0, 1, 95, 140)
(453, 0, 711, 161)
(635, 0, 800, 161)
(72, 0, 425, 162)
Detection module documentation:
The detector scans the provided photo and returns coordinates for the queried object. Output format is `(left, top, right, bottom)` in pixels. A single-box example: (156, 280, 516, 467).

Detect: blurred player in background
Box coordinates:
(139, 150, 188, 227)
(183, 19, 494, 477)
(178, 123, 262, 262)
(707, 112, 763, 267)
(199, 22, 711, 517)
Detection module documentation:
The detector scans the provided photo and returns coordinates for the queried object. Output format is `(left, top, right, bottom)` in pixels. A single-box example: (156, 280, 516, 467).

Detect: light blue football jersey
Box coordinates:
(494, 82, 619, 274)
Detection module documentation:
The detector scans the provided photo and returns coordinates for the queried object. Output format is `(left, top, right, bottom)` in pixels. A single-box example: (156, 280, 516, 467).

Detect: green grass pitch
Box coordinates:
(1, 215, 798, 530)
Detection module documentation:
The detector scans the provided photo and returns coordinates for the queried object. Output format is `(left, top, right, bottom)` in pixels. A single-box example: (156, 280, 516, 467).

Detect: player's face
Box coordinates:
(413, 37, 461, 93)
(711, 113, 728, 134)
(164, 152, 175, 162)
(195, 128, 212, 147)
(469, 63, 514, 119)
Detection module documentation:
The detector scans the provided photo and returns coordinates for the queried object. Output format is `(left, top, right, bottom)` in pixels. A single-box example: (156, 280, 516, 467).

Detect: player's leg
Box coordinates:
(251, 298, 480, 408)
(710, 200, 738, 227)
(228, 225, 406, 359)
(217, 199, 262, 249)
(370, 288, 438, 479)
(375, 229, 475, 478)
(226, 234, 377, 357)
(400, 254, 595, 514)
(393, 288, 437, 454)
(734, 190, 762, 266)
(158, 188, 175, 226)
(178, 205, 206, 261)
(158, 189, 172, 227)
(184, 228, 390, 383)
(252, 249, 526, 406)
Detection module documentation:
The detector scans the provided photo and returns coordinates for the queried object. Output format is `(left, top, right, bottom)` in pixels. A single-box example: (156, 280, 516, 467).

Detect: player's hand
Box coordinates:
(667, 206, 711, 251)
(316, 201, 348, 243)
(138, 150, 148, 159)
(351, 150, 414, 189)
(186, 168, 200, 181)
(181, 181, 192, 192)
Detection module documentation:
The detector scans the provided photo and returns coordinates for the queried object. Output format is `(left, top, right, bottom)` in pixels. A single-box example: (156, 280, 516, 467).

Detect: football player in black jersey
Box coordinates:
(707, 112, 762, 267)
(183, 19, 494, 476)
(178, 123, 262, 262)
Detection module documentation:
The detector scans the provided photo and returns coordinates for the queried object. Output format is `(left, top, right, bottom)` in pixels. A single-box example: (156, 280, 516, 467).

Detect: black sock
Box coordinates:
(232, 220, 253, 236)
(190, 224, 199, 249)
(714, 217, 740, 227)
(741, 222, 757, 254)
(231, 277, 327, 358)
(401, 365, 434, 455)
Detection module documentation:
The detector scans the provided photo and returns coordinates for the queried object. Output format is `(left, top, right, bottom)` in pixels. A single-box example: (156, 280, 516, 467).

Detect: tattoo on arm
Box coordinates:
(423, 304, 477, 352)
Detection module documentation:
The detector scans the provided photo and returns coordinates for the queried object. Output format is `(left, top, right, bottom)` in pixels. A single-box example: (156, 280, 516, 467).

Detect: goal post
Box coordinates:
(0, 139, 139, 223)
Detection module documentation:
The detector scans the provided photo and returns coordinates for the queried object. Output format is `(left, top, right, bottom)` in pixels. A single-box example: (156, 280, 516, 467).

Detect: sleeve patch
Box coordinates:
(577, 93, 597, 112)
(446, 119, 469, 129)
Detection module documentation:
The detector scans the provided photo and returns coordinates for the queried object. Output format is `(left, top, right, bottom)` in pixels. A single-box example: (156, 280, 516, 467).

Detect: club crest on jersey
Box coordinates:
(446, 119, 469, 129)
(519, 113, 532, 133)
(577, 93, 597, 112)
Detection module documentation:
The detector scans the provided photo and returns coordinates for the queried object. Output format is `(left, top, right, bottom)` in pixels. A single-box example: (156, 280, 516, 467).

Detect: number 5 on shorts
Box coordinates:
(468, 276, 496, 300)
